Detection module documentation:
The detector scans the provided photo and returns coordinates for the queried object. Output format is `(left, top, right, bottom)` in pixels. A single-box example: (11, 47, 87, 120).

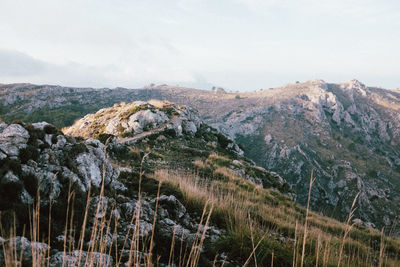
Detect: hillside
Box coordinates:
(1, 80, 400, 236)
(1, 101, 399, 266)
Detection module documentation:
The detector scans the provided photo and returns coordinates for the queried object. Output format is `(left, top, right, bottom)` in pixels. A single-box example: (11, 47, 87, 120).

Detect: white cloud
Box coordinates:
(0, 49, 202, 88)
(0, 49, 47, 76)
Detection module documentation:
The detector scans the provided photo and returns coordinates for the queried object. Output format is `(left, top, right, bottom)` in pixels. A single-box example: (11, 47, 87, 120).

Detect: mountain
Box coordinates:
(205, 79, 400, 233)
(2, 100, 399, 266)
(0, 101, 296, 266)
(1, 80, 400, 236)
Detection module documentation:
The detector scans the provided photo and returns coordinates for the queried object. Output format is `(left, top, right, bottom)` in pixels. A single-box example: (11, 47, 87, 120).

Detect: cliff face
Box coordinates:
(1, 80, 400, 233)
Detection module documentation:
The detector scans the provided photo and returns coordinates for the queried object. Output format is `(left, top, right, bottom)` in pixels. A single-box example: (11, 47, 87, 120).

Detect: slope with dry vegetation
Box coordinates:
(0, 100, 399, 266)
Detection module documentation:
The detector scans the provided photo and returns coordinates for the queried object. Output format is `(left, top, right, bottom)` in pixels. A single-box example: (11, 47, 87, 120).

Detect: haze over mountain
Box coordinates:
(1, 79, 400, 236)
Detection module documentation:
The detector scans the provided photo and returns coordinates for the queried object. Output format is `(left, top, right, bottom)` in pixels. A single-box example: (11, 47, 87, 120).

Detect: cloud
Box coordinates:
(235, 0, 400, 20)
(0, 49, 202, 89)
(0, 49, 47, 76)
(0, 49, 112, 87)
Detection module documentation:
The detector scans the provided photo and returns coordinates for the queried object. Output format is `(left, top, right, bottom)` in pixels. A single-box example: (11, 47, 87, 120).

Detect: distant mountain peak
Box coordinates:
(342, 79, 366, 89)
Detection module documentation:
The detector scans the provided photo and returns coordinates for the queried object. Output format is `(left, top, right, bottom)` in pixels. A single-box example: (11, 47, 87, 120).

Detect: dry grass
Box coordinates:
(152, 166, 400, 266)
(1, 147, 400, 266)
(0, 146, 213, 267)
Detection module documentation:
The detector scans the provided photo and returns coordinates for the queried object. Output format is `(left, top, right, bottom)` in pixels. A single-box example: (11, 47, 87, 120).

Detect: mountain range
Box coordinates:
(0, 79, 400, 265)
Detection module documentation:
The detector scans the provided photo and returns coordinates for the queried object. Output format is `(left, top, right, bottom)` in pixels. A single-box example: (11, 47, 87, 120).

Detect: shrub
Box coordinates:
(97, 133, 115, 144)
(25, 123, 45, 146)
(201, 131, 217, 142)
(216, 133, 232, 149)
(347, 142, 356, 151)
(160, 106, 178, 116)
(63, 143, 88, 171)
(51, 134, 59, 144)
(19, 145, 40, 163)
(11, 120, 24, 126)
(367, 169, 378, 178)
(0, 158, 22, 177)
(207, 154, 231, 167)
(395, 165, 400, 173)
(44, 124, 60, 134)
(121, 130, 133, 138)
(0, 176, 23, 210)
(21, 173, 39, 197)
(163, 128, 176, 138)
(68, 143, 88, 157)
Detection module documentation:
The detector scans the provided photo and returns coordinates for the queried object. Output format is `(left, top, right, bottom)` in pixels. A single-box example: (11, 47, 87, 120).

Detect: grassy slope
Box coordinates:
(106, 124, 400, 266)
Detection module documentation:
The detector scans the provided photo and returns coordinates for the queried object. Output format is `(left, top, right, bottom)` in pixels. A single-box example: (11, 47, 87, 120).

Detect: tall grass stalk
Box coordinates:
(378, 227, 386, 267)
(337, 192, 359, 267)
(300, 170, 315, 267)
(293, 220, 298, 267)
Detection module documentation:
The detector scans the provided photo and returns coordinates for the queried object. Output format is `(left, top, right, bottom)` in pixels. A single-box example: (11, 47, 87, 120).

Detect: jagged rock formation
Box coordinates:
(1, 80, 400, 234)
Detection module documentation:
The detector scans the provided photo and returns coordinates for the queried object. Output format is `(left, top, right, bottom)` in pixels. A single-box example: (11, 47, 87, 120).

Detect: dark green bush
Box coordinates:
(10, 120, 24, 126)
(19, 145, 40, 163)
(216, 133, 232, 149)
(25, 123, 45, 146)
(0, 158, 22, 178)
(97, 133, 115, 144)
(0, 177, 23, 210)
(215, 232, 298, 267)
(121, 131, 133, 138)
(44, 124, 59, 134)
(51, 134, 59, 144)
(163, 128, 176, 138)
(68, 143, 88, 158)
(21, 173, 39, 197)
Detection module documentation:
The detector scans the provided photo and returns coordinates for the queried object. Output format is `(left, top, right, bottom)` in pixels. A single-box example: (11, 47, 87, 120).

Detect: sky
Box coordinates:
(0, 0, 400, 91)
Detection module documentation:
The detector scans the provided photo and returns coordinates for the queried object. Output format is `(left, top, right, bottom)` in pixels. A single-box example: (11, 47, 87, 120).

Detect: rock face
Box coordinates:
(0, 123, 30, 157)
(0, 121, 120, 214)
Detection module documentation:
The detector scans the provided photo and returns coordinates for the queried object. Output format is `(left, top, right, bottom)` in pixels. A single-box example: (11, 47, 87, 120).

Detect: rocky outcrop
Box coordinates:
(64, 100, 244, 157)
(0, 122, 120, 209)
(0, 120, 229, 266)
(64, 100, 202, 138)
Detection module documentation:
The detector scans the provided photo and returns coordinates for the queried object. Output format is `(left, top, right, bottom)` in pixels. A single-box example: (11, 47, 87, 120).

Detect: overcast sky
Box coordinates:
(1, 0, 399, 91)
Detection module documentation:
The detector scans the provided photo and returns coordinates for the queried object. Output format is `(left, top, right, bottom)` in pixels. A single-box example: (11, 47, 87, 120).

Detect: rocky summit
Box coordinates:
(1, 82, 400, 265)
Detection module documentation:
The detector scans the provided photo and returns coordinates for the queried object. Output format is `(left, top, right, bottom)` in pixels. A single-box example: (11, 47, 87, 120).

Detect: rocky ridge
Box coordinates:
(64, 100, 291, 192)
(209, 80, 400, 232)
(0, 101, 295, 266)
(1, 80, 400, 234)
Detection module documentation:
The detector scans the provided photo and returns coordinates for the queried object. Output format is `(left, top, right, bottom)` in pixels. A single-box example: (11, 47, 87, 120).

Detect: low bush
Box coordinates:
(19, 145, 40, 163)
(44, 124, 60, 135)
